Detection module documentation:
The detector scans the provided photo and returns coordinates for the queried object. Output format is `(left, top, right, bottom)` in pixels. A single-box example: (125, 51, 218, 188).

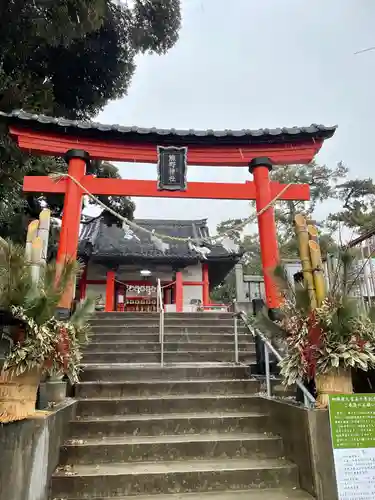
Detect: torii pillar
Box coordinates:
(56, 149, 90, 317)
(249, 157, 281, 319)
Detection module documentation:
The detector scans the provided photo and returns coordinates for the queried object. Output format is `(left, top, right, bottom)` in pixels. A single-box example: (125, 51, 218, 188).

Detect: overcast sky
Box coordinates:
(97, 0, 375, 234)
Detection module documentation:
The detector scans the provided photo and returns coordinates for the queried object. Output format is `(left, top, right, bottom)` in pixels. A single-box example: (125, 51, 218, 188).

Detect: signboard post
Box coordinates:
(157, 146, 187, 191)
(329, 394, 375, 500)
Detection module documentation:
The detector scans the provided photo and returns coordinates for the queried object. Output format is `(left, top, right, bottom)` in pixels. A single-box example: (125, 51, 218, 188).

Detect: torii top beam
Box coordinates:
(2, 110, 336, 166)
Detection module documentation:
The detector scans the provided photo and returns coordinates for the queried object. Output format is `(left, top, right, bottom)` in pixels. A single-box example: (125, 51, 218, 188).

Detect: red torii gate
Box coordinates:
(5, 112, 336, 315)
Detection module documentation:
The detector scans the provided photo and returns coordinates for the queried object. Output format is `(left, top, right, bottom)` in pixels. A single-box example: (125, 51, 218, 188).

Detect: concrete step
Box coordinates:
(76, 394, 262, 417)
(51, 458, 299, 497)
(82, 352, 162, 363)
(60, 432, 284, 465)
(69, 411, 270, 439)
(172, 313, 234, 317)
(79, 364, 251, 382)
(84, 342, 255, 353)
(82, 351, 256, 364)
(75, 379, 263, 398)
(94, 312, 160, 319)
(90, 324, 248, 334)
(96, 320, 238, 327)
(90, 322, 159, 329)
(89, 333, 252, 343)
(90, 312, 235, 324)
(164, 319, 237, 326)
(90, 333, 160, 342)
(55, 489, 314, 500)
(84, 342, 161, 352)
(165, 342, 254, 352)
(95, 312, 233, 319)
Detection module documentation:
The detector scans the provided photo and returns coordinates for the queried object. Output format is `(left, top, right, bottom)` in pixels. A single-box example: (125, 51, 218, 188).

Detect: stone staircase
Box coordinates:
(50, 312, 312, 500)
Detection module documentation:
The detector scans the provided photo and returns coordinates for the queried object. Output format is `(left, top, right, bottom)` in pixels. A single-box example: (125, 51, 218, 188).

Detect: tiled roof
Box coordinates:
(1, 110, 337, 145)
(79, 217, 241, 263)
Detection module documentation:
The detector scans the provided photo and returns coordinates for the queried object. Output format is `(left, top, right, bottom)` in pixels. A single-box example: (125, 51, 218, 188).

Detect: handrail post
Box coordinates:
(234, 314, 239, 364)
(157, 279, 164, 367)
(264, 344, 271, 397)
(160, 310, 164, 367)
(303, 392, 309, 408)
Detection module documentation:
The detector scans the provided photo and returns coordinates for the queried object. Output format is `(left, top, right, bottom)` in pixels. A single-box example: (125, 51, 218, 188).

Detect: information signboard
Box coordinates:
(329, 394, 375, 500)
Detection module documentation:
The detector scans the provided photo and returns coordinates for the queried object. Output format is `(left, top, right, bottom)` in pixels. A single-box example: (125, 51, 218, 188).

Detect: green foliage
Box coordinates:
(70, 297, 95, 344)
(0, 0, 181, 240)
(212, 161, 349, 298)
(271, 161, 348, 232)
(25, 260, 82, 326)
(86, 160, 136, 227)
(0, 238, 93, 380)
(217, 162, 348, 274)
(210, 269, 236, 304)
(215, 220, 262, 274)
(328, 178, 375, 233)
(4, 306, 91, 382)
(0, 237, 81, 322)
(0, 0, 181, 117)
(0, 239, 34, 309)
(132, 0, 181, 54)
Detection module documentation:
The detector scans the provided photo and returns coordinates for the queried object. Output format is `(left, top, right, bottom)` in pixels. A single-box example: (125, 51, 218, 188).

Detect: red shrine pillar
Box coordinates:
(57, 149, 90, 316)
(105, 270, 116, 312)
(79, 265, 88, 300)
(117, 283, 125, 312)
(175, 271, 183, 312)
(202, 263, 210, 307)
(249, 157, 280, 318)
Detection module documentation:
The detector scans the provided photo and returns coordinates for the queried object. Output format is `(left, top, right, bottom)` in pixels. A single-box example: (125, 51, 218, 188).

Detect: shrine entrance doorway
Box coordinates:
(4, 111, 336, 314)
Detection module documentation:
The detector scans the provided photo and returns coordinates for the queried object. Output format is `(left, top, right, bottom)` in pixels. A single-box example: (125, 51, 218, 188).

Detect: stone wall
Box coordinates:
(0, 399, 76, 500)
(259, 397, 338, 500)
(307, 408, 339, 500)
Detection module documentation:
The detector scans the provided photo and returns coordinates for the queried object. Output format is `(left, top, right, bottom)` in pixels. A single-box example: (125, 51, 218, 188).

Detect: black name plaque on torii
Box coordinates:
(157, 146, 187, 191)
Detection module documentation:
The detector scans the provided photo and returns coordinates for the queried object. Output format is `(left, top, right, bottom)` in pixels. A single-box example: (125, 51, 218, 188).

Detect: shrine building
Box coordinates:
(77, 216, 242, 313)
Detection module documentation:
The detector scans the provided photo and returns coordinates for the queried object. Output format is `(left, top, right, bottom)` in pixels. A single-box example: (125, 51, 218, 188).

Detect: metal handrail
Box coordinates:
(156, 279, 164, 367)
(234, 314, 239, 363)
(234, 307, 316, 408)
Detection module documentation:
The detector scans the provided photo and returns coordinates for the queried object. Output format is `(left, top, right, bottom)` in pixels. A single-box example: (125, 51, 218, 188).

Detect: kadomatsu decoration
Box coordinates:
(0, 238, 93, 422)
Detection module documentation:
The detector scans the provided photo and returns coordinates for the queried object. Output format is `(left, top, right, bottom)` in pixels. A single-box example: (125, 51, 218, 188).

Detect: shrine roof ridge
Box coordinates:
(1, 110, 337, 145)
(134, 218, 208, 227)
(79, 216, 241, 263)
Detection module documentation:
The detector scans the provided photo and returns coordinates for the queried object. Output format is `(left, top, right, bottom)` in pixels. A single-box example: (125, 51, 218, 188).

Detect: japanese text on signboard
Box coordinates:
(329, 394, 375, 500)
(157, 146, 187, 191)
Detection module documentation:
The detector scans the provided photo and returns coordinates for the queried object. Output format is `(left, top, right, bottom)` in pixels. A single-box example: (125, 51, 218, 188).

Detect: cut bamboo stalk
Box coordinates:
(294, 214, 317, 309)
(309, 240, 326, 307)
(307, 224, 326, 306)
(307, 224, 318, 242)
(0, 236, 8, 253)
(37, 209, 51, 268)
(366, 245, 375, 299)
(361, 245, 372, 307)
(323, 260, 330, 292)
(30, 237, 43, 284)
(25, 220, 39, 261)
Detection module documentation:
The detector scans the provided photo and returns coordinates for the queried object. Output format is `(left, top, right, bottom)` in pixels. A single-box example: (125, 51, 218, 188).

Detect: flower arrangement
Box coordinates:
(0, 237, 93, 421)
(253, 249, 375, 406)
(277, 294, 375, 387)
(3, 303, 91, 383)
